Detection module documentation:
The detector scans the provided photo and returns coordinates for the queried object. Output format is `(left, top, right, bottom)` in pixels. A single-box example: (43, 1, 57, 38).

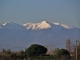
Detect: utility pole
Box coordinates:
(76, 40, 77, 60)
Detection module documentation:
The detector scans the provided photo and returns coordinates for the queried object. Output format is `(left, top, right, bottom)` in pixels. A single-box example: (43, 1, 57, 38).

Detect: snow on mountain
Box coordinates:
(0, 22, 9, 27)
(61, 24, 74, 29)
(0, 22, 26, 30)
(2, 22, 7, 26)
(23, 21, 75, 30)
(0, 21, 76, 30)
(53, 22, 60, 25)
(0, 21, 77, 30)
(23, 21, 51, 30)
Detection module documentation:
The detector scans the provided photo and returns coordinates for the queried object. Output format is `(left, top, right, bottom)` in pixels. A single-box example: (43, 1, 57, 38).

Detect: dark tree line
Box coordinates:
(0, 43, 80, 60)
(0, 44, 47, 60)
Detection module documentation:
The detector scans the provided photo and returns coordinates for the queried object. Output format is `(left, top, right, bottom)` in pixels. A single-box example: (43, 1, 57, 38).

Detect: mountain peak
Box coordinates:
(0, 22, 15, 26)
(23, 21, 76, 30)
(40, 21, 48, 24)
(0, 22, 25, 30)
(23, 21, 51, 30)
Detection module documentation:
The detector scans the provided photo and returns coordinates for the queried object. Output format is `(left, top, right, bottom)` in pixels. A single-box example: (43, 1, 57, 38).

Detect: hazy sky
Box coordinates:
(0, 0, 80, 28)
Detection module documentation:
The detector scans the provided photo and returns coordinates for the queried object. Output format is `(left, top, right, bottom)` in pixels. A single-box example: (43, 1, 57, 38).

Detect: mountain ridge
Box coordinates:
(0, 21, 80, 51)
(0, 21, 77, 30)
(23, 21, 76, 30)
(0, 21, 78, 30)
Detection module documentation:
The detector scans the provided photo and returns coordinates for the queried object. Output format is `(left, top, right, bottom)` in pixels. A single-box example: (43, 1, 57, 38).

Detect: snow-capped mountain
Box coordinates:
(0, 21, 80, 51)
(0, 22, 26, 30)
(23, 21, 75, 30)
(0, 21, 76, 30)
(23, 21, 51, 30)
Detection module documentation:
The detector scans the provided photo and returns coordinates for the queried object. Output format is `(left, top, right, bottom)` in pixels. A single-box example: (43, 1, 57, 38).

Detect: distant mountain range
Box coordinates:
(0, 21, 80, 51)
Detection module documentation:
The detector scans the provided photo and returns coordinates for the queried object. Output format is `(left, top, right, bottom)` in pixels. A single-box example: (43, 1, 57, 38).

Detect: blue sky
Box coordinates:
(0, 0, 80, 28)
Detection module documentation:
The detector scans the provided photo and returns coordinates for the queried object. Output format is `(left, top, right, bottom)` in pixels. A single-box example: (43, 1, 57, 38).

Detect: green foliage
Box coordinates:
(55, 49, 70, 60)
(19, 50, 26, 59)
(10, 53, 17, 59)
(28, 56, 54, 60)
(25, 44, 47, 57)
(3, 49, 11, 54)
(10, 50, 26, 59)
